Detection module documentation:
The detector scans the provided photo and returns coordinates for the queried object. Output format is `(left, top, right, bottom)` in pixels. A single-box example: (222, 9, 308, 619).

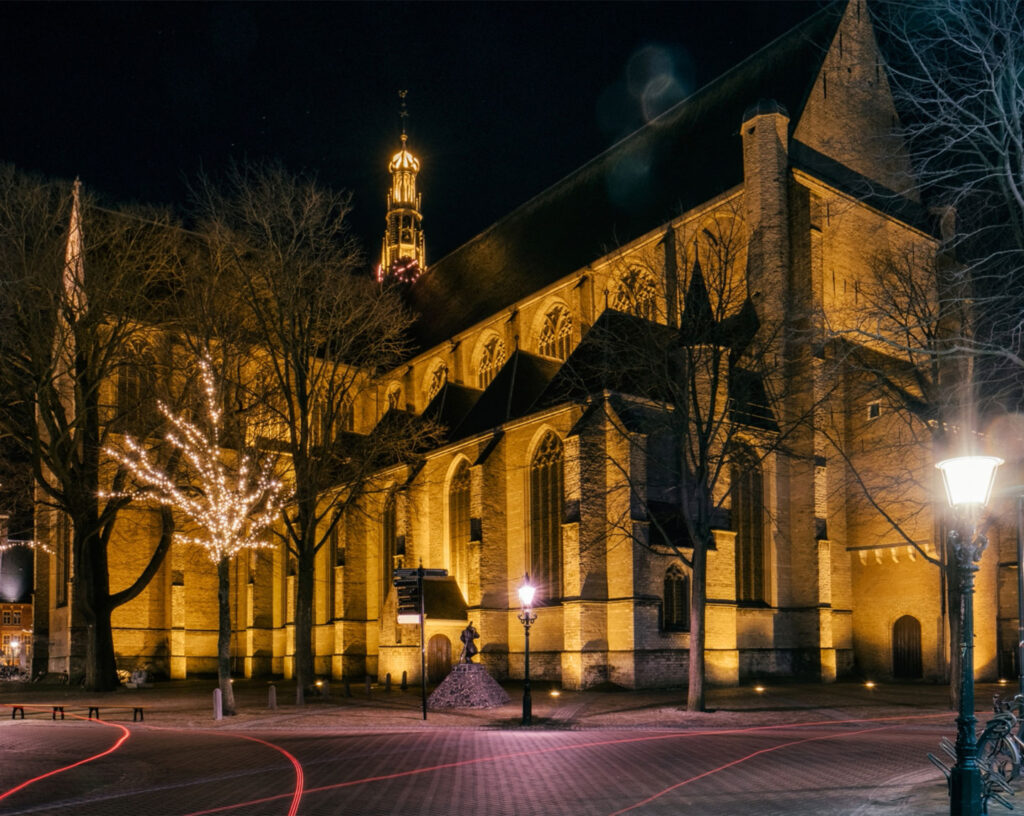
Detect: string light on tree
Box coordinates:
(105, 357, 285, 563)
(104, 356, 286, 712)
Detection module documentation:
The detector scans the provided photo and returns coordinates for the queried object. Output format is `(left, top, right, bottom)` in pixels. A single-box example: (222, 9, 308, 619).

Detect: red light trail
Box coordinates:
(0, 705, 131, 804)
(0, 703, 951, 816)
(179, 710, 951, 815)
(605, 723, 897, 815)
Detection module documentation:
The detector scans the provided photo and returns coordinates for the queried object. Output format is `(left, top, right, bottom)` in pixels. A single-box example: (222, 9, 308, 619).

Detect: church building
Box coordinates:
(36, 0, 1014, 690)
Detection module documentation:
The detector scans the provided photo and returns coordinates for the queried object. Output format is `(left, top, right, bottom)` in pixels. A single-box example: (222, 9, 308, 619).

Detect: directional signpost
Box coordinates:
(393, 566, 447, 719)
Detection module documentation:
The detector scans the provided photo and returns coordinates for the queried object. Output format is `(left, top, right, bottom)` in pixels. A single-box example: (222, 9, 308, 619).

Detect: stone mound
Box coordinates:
(427, 663, 511, 709)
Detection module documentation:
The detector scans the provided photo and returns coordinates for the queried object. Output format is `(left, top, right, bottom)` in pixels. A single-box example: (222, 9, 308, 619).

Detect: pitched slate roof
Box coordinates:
(408, 2, 844, 351)
(422, 381, 482, 438)
(451, 349, 562, 441)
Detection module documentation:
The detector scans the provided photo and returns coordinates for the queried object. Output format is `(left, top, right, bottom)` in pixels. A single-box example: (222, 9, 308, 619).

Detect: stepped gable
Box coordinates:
(407, 3, 844, 351)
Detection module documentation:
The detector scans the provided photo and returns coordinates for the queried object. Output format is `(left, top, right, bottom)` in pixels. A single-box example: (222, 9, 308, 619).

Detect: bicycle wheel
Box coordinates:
(978, 719, 1022, 783)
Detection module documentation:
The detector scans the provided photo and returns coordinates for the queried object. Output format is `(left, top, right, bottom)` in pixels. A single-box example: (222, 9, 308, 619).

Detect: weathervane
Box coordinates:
(398, 89, 409, 145)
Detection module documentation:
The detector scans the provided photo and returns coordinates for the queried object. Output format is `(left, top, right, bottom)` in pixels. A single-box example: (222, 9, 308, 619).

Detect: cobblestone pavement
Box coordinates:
(0, 678, 990, 815)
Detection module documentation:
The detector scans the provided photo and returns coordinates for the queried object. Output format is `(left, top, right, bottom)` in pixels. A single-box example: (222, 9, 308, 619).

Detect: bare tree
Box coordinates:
(105, 357, 285, 715)
(823, 243, 981, 703)
(872, 0, 1024, 360)
(568, 206, 794, 711)
(840, 0, 1024, 703)
(0, 165, 183, 690)
(195, 163, 438, 703)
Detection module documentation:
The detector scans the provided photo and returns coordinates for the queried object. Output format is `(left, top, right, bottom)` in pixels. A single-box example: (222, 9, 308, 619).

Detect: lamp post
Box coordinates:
(936, 455, 1003, 816)
(1016, 494, 1024, 699)
(518, 575, 537, 726)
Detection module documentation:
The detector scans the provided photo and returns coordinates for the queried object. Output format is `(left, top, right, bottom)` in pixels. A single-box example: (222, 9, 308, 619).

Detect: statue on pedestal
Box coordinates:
(458, 621, 479, 664)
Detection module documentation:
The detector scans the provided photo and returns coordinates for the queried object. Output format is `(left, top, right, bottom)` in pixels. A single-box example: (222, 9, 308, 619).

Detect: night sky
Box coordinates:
(2, 1, 823, 265)
(0, 1, 825, 601)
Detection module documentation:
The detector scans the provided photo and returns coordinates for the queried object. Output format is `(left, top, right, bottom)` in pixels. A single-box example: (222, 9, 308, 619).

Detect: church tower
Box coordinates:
(378, 91, 426, 284)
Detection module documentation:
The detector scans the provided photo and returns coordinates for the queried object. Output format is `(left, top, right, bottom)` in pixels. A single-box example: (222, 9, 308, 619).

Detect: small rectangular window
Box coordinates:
(12, 610, 20, 624)
(867, 401, 881, 420)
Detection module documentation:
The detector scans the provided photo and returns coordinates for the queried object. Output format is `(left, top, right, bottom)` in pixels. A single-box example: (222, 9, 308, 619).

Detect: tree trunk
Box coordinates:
(687, 539, 708, 712)
(218, 556, 236, 716)
(76, 522, 120, 692)
(84, 602, 119, 691)
(293, 545, 315, 705)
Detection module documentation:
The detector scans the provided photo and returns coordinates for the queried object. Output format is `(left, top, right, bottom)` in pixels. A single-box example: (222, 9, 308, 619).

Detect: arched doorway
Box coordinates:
(427, 634, 452, 683)
(892, 615, 923, 679)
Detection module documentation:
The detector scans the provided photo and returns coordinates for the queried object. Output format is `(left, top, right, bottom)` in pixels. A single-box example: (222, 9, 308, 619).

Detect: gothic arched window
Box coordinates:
(382, 493, 398, 611)
(116, 346, 158, 435)
(529, 432, 564, 600)
(614, 269, 657, 320)
(663, 564, 690, 631)
(448, 461, 471, 594)
(477, 337, 507, 389)
(732, 446, 767, 603)
(426, 363, 448, 402)
(538, 306, 573, 361)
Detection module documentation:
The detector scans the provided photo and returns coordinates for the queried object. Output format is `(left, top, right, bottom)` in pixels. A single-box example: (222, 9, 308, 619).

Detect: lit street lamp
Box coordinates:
(936, 455, 1003, 816)
(518, 575, 537, 726)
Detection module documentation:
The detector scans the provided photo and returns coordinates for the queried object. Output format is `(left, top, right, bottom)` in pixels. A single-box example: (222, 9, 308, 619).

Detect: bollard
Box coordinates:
(344, 677, 352, 697)
(365, 676, 372, 698)
(385, 673, 391, 693)
(401, 670, 408, 691)
(268, 683, 277, 710)
(213, 688, 223, 721)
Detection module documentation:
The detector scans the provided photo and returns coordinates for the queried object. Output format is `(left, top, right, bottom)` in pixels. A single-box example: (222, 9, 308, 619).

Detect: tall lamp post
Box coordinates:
(936, 455, 1003, 816)
(518, 575, 537, 726)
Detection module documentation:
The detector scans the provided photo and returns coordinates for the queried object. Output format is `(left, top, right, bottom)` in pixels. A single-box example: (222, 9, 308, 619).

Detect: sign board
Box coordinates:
(393, 567, 447, 624)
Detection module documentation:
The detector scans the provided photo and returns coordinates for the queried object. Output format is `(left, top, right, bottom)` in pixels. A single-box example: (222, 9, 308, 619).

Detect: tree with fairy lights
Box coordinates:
(106, 357, 285, 714)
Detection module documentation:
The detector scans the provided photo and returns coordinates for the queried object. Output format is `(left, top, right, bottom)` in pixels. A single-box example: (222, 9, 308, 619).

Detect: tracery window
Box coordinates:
(529, 432, 564, 600)
(663, 564, 690, 631)
(732, 446, 767, 603)
(538, 306, 573, 361)
(614, 269, 657, 320)
(477, 337, 507, 389)
(426, 363, 448, 402)
(116, 350, 158, 435)
(448, 461, 471, 594)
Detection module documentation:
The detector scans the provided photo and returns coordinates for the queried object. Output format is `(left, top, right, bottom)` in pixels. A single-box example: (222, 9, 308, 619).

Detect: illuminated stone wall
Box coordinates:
(38, 0, 999, 691)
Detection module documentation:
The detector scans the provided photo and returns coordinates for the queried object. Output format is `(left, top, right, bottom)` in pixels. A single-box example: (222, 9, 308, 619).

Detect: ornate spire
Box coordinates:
(378, 90, 426, 284)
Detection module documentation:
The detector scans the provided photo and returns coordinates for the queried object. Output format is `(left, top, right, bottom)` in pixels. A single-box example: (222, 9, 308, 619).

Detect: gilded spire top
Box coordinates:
(390, 89, 420, 173)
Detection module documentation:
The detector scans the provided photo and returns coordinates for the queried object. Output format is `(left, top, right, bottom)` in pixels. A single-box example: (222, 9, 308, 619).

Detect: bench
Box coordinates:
(87, 705, 144, 721)
(7, 704, 144, 721)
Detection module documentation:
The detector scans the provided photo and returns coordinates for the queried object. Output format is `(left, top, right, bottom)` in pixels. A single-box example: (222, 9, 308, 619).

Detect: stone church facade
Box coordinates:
(35, 1, 1013, 690)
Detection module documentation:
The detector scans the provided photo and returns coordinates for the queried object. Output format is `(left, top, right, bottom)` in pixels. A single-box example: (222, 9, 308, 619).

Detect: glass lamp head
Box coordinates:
(518, 577, 536, 610)
(936, 455, 1003, 509)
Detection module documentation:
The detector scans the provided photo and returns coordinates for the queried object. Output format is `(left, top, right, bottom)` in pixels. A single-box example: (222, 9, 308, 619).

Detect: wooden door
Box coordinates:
(427, 634, 452, 683)
(892, 615, 922, 679)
